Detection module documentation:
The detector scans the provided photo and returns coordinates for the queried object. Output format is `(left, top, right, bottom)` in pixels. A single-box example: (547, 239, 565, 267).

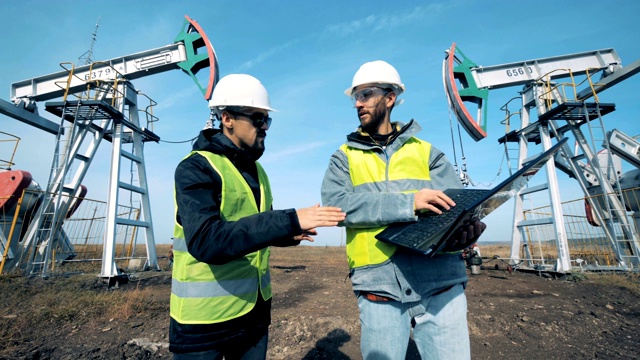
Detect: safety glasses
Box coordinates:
(351, 87, 390, 105)
(226, 110, 272, 128)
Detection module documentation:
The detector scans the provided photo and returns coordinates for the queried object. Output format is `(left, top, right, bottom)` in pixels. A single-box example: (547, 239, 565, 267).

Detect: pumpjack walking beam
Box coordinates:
(10, 15, 218, 106)
(443, 43, 625, 142)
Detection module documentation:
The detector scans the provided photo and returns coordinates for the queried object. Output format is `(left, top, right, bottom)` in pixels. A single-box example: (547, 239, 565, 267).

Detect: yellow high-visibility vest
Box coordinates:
(342, 138, 431, 268)
(171, 151, 272, 324)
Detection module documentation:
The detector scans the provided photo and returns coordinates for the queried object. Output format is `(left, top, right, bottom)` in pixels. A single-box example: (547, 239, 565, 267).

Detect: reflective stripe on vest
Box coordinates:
(171, 151, 273, 324)
(342, 138, 432, 268)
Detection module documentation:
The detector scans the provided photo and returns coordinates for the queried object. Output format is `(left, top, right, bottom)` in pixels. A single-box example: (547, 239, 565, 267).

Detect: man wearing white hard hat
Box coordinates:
(170, 74, 345, 359)
(322, 61, 486, 359)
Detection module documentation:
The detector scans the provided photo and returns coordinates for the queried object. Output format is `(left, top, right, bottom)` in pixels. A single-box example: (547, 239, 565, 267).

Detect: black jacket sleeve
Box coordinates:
(174, 154, 303, 265)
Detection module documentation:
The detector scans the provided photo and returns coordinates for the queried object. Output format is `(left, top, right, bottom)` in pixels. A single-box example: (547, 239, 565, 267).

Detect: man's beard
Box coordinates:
(359, 99, 388, 135)
(246, 132, 266, 161)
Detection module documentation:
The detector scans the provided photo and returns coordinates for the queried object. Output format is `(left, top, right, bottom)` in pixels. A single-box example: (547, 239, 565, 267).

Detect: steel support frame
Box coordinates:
(100, 83, 158, 280)
(508, 96, 529, 266)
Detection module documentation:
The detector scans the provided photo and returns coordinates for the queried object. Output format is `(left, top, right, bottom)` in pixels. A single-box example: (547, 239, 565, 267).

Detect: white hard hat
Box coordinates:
(344, 60, 405, 96)
(209, 74, 276, 111)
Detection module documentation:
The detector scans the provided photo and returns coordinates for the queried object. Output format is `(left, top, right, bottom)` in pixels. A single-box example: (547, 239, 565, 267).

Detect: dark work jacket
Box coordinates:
(170, 129, 303, 354)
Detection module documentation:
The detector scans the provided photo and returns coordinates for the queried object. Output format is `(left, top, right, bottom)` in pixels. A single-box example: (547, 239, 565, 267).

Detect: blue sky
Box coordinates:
(2, 0, 639, 247)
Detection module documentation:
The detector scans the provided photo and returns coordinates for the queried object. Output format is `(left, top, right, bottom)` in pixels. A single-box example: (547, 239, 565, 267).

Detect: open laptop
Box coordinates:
(375, 138, 568, 256)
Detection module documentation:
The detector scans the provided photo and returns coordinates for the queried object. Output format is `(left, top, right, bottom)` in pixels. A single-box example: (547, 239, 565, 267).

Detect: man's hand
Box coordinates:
(274, 230, 318, 247)
(296, 204, 346, 234)
(293, 229, 318, 243)
(414, 189, 456, 214)
(442, 217, 487, 252)
(275, 205, 344, 247)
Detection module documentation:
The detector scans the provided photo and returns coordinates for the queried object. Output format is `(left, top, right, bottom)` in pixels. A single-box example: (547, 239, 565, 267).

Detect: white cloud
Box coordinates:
(260, 140, 328, 164)
(324, 15, 378, 36)
(238, 39, 302, 71)
(323, 4, 450, 37)
(237, 4, 453, 71)
(153, 86, 201, 112)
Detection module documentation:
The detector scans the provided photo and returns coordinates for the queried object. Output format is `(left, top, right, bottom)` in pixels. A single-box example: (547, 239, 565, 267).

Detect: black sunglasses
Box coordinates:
(226, 110, 272, 128)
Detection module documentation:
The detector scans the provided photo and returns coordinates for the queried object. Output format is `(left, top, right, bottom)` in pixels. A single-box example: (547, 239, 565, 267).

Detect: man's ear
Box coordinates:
(385, 91, 397, 109)
(220, 111, 233, 130)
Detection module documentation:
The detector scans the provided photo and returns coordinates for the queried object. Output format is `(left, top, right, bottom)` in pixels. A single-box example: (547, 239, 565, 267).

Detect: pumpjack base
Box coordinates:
(515, 268, 571, 279)
(102, 274, 130, 288)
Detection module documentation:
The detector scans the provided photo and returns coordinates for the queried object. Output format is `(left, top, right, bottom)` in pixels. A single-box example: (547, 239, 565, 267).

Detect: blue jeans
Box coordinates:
(357, 283, 470, 360)
(172, 332, 268, 360)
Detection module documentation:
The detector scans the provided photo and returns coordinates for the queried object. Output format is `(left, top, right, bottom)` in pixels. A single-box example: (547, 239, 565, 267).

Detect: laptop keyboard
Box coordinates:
(385, 189, 491, 251)
(444, 189, 492, 212)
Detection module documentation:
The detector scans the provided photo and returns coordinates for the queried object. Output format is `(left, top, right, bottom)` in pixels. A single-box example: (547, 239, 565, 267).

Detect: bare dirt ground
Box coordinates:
(1, 245, 639, 359)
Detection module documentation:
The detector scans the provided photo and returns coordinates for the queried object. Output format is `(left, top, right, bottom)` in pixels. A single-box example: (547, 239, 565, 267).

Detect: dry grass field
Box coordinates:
(1, 244, 639, 359)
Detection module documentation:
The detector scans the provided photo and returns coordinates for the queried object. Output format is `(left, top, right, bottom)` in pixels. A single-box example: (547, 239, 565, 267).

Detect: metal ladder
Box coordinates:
(546, 101, 640, 268)
(497, 86, 568, 271)
(99, 81, 160, 283)
(14, 80, 113, 275)
(499, 96, 545, 269)
(586, 104, 639, 264)
(33, 99, 81, 273)
(521, 125, 568, 272)
(500, 97, 523, 177)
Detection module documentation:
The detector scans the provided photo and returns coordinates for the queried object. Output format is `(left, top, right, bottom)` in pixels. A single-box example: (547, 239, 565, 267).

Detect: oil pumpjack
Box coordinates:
(0, 16, 219, 284)
(443, 43, 640, 271)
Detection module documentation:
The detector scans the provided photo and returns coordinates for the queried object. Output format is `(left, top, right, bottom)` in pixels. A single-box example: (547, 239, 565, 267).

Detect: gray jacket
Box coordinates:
(321, 120, 468, 301)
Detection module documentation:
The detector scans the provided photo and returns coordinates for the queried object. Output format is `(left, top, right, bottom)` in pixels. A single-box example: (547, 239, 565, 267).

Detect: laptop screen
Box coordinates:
(470, 139, 566, 219)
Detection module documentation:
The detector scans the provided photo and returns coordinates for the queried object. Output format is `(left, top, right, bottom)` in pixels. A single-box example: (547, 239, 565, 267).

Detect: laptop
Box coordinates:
(375, 138, 568, 256)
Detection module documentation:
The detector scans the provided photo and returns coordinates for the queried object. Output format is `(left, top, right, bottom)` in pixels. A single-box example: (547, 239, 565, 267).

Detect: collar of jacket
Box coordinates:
(192, 129, 259, 164)
(345, 119, 422, 151)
